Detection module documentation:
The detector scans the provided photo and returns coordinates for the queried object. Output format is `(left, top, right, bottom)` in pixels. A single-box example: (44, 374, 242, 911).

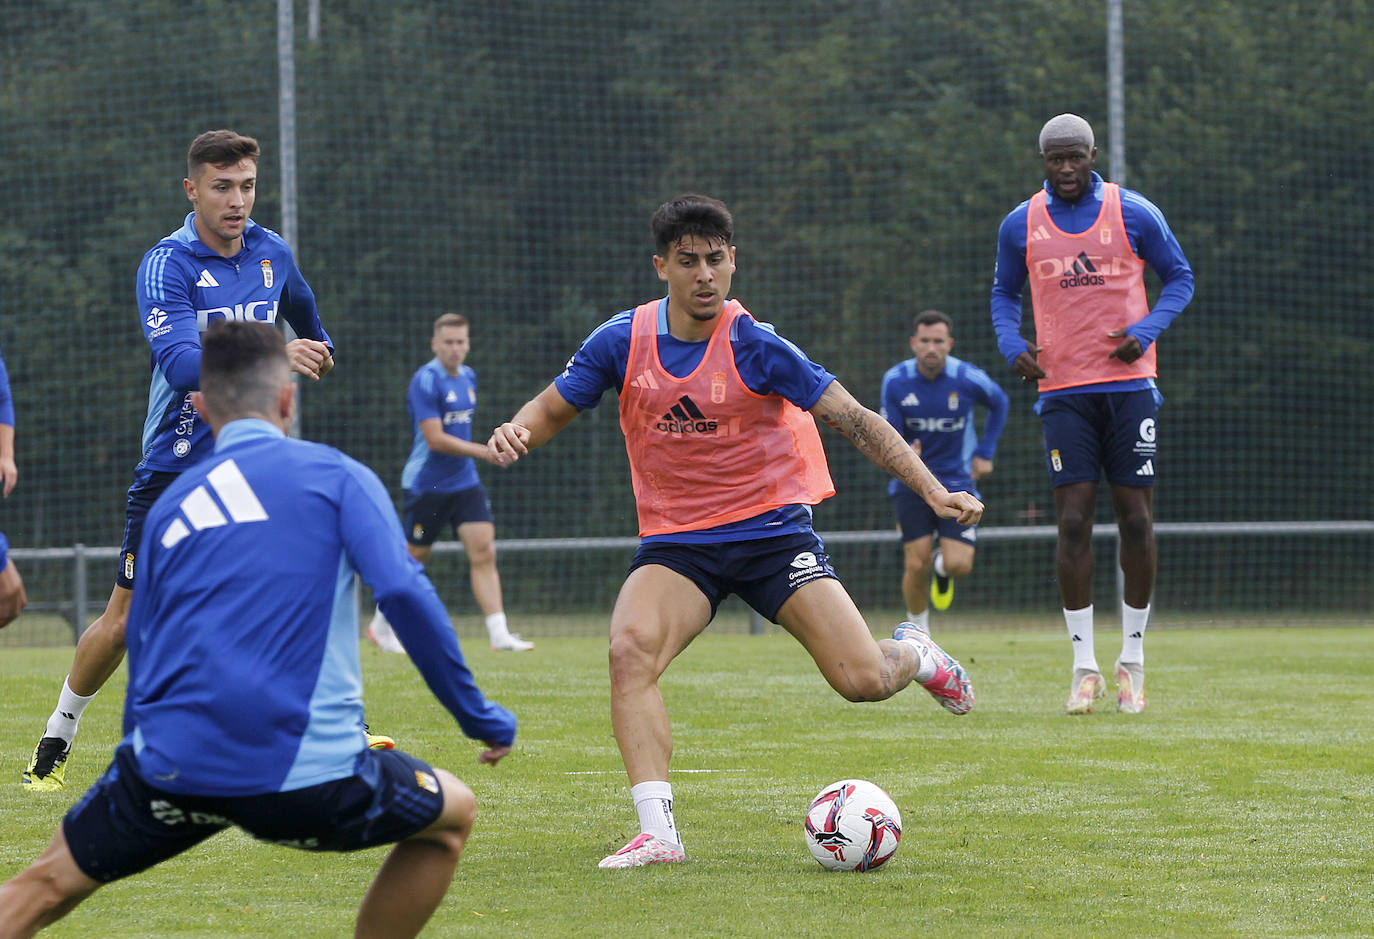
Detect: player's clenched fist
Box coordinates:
(488, 422, 532, 465)
(285, 338, 334, 380)
(936, 490, 984, 526)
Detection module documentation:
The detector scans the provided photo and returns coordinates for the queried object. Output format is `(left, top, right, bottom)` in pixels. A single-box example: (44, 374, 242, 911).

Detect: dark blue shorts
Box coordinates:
(627, 530, 838, 623)
(890, 485, 979, 544)
(1039, 390, 1159, 488)
(116, 466, 182, 588)
(403, 484, 493, 546)
(62, 743, 446, 883)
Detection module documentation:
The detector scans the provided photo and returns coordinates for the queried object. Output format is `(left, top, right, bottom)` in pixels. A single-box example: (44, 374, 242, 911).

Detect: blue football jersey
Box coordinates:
(879, 355, 1009, 496)
(402, 360, 480, 493)
(123, 419, 515, 797)
(135, 214, 332, 472)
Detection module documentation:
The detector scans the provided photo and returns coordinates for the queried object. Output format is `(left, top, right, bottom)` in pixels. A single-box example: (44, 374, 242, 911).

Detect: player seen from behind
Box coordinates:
(0, 321, 515, 939)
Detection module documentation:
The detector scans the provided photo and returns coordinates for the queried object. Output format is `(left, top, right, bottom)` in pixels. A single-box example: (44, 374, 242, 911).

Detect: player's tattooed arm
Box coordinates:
(812, 381, 945, 501)
(812, 381, 984, 526)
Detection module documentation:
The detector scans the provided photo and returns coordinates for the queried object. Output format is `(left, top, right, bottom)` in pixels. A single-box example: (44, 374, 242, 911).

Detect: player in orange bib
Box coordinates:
(489, 194, 983, 869)
(991, 114, 1195, 715)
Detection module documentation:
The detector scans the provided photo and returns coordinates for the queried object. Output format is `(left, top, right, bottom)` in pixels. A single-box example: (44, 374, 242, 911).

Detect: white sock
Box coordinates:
(45, 677, 96, 742)
(1120, 602, 1149, 664)
(933, 553, 948, 577)
(484, 612, 509, 640)
(896, 635, 938, 683)
(1065, 605, 1099, 673)
(905, 610, 930, 629)
(631, 780, 680, 845)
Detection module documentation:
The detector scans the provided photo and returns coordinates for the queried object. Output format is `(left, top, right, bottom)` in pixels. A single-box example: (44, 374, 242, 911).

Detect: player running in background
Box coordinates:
(990, 113, 1193, 714)
(23, 130, 348, 792)
(880, 310, 1008, 624)
(0, 342, 28, 628)
(367, 314, 531, 654)
(0, 322, 515, 939)
(489, 194, 982, 869)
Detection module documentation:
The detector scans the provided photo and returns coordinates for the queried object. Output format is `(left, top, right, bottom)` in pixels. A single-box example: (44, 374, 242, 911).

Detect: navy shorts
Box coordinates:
(890, 485, 979, 545)
(62, 743, 446, 883)
(1039, 390, 1159, 488)
(403, 484, 494, 546)
(116, 466, 182, 588)
(627, 530, 838, 623)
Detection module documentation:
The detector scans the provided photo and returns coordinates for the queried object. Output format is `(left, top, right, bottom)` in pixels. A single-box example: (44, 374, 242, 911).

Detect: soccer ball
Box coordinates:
(803, 779, 902, 871)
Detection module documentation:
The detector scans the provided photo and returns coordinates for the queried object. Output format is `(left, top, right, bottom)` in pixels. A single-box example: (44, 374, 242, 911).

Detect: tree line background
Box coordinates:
(1, 0, 1370, 628)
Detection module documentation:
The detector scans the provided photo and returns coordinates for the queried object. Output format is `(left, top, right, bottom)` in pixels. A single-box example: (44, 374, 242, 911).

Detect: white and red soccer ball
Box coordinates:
(803, 779, 902, 871)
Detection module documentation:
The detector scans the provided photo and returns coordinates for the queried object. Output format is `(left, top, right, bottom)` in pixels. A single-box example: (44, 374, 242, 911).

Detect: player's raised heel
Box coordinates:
(1115, 659, 1146, 714)
(892, 622, 974, 715)
(1065, 669, 1106, 714)
(22, 735, 71, 791)
(598, 832, 685, 869)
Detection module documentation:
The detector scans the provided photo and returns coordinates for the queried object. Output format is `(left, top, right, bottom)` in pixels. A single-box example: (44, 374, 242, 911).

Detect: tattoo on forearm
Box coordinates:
(822, 404, 939, 499)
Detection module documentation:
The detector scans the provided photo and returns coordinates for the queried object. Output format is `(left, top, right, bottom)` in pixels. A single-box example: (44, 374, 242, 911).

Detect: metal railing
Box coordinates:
(13, 520, 1371, 640)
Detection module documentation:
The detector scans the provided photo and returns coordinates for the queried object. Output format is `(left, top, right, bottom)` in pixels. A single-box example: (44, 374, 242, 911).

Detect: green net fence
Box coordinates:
(2, 0, 1370, 643)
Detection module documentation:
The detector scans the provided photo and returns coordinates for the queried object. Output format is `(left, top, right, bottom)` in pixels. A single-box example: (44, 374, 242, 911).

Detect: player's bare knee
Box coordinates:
(1116, 511, 1153, 547)
(606, 626, 658, 684)
(424, 770, 476, 854)
(1057, 509, 1093, 545)
(842, 672, 890, 703)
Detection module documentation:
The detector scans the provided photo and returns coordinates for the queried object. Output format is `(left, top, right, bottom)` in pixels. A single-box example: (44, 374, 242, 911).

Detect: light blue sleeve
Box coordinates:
(338, 458, 516, 745)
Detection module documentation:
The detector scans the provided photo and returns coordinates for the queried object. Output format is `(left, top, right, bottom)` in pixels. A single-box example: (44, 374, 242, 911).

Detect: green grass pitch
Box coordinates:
(2, 622, 1372, 937)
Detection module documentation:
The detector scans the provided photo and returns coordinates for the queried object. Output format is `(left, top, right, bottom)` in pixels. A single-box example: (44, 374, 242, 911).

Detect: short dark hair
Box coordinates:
(187, 129, 260, 179)
(199, 321, 289, 420)
(651, 194, 734, 254)
(911, 309, 953, 335)
(433, 313, 469, 333)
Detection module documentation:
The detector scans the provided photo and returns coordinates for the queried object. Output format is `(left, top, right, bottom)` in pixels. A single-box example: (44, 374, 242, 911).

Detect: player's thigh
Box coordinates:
(1102, 389, 1160, 486)
(79, 585, 133, 646)
(1039, 395, 1106, 487)
(401, 491, 450, 549)
(774, 578, 885, 685)
(61, 746, 227, 884)
(609, 564, 713, 673)
(116, 468, 181, 591)
(230, 749, 447, 853)
(456, 520, 496, 562)
(901, 536, 934, 572)
(410, 768, 476, 847)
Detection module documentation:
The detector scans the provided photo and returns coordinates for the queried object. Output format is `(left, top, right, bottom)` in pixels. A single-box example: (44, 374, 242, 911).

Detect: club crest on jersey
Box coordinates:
(947, 392, 959, 411)
(1050, 448, 1063, 472)
(260, 260, 273, 288)
(710, 371, 728, 404)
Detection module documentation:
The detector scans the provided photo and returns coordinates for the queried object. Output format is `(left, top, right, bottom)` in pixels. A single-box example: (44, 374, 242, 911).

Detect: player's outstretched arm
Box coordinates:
(488, 383, 579, 465)
(811, 380, 983, 526)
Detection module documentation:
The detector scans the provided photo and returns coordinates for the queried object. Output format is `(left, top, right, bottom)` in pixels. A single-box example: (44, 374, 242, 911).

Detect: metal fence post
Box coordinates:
(73, 542, 88, 642)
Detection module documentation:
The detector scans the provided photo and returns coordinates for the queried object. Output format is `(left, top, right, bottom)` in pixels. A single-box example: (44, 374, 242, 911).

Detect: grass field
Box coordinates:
(2, 622, 1372, 937)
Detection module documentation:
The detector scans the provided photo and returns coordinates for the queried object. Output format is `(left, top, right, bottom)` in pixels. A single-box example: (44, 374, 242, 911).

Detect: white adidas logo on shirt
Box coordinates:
(196, 269, 220, 288)
(901, 393, 920, 407)
(159, 459, 269, 549)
